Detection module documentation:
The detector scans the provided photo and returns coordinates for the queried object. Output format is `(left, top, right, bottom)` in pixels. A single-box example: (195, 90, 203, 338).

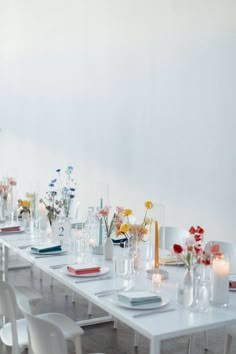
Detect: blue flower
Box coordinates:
(62, 187, 69, 194)
(66, 166, 73, 174)
(56, 169, 61, 173)
(70, 188, 75, 192)
(70, 195, 75, 199)
(49, 183, 54, 187)
(51, 178, 57, 183)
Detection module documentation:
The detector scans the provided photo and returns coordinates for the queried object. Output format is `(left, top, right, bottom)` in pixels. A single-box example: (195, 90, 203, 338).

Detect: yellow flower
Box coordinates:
(119, 223, 129, 233)
(123, 208, 132, 216)
(22, 200, 30, 207)
(144, 200, 153, 209)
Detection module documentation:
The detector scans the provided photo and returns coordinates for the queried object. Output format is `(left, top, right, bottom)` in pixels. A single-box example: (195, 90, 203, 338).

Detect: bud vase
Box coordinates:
(104, 237, 113, 260)
(177, 269, 194, 307)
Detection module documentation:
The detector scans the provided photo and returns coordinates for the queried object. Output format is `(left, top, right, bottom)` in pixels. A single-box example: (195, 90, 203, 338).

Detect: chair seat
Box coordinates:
(0, 318, 28, 347)
(39, 313, 84, 339)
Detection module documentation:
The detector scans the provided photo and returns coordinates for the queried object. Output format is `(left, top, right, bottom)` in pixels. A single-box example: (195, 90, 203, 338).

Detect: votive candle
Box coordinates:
(152, 273, 162, 288)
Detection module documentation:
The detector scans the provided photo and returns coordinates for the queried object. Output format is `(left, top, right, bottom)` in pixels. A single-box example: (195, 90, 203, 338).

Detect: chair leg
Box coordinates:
(224, 333, 232, 354)
(88, 301, 92, 315)
(73, 336, 82, 354)
(113, 318, 118, 329)
(188, 334, 193, 354)
(50, 277, 54, 287)
(134, 331, 139, 347)
(203, 330, 208, 351)
(40, 269, 43, 281)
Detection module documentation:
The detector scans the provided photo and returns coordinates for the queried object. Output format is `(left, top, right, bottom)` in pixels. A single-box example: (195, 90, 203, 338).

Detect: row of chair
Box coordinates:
(0, 281, 106, 354)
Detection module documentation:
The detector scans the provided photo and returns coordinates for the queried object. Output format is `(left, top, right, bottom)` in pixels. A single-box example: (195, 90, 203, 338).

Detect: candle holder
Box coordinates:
(210, 253, 229, 307)
(146, 267, 168, 280)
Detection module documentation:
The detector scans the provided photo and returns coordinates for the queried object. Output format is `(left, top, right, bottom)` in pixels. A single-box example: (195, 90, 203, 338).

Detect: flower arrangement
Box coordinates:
(18, 199, 31, 216)
(96, 206, 124, 238)
(172, 225, 212, 270)
(0, 177, 17, 200)
(40, 166, 77, 225)
(117, 201, 153, 245)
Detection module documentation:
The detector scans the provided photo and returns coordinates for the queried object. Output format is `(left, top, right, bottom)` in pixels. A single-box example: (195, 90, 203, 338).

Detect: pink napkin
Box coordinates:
(0, 226, 20, 232)
(67, 265, 101, 275)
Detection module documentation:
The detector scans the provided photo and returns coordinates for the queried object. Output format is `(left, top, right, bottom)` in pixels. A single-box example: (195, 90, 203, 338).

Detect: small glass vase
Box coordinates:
(177, 268, 194, 307)
(191, 264, 210, 312)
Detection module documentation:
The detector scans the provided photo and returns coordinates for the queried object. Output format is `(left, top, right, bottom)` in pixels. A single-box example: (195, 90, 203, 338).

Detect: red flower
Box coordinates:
(196, 226, 204, 234)
(194, 234, 201, 242)
(189, 226, 196, 234)
(173, 244, 183, 254)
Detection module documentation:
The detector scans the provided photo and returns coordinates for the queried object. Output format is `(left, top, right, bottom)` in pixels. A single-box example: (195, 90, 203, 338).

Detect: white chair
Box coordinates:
(0, 281, 29, 354)
(0, 281, 84, 354)
(22, 311, 107, 354)
(159, 226, 189, 250)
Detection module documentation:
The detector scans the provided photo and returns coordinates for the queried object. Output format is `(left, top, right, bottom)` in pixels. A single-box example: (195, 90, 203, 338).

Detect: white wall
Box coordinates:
(0, 0, 235, 241)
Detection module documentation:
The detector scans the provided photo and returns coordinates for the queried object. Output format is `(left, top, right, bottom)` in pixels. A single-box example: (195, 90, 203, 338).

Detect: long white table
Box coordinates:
(1, 231, 236, 354)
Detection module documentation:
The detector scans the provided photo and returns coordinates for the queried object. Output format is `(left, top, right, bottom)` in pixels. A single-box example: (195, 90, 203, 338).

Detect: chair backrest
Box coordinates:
(159, 226, 189, 250)
(23, 312, 68, 354)
(0, 281, 20, 351)
(205, 241, 236, 273)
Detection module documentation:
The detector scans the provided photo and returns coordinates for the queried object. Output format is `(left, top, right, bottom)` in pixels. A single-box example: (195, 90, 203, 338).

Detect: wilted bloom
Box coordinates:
(172, 244, 183, 254)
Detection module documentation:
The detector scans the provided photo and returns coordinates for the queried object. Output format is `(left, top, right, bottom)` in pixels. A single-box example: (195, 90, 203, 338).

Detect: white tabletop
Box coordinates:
(1, 231, 236, 354)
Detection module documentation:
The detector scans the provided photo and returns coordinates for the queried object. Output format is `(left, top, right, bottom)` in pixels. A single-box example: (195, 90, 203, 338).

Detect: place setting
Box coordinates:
(26, 243, 68, 258)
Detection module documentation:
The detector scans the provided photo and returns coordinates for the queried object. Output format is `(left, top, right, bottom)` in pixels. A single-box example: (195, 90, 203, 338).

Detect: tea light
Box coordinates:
(89, 239, 96, 248)
(211, 254, 230, 306)
(152, 273, 162, 288)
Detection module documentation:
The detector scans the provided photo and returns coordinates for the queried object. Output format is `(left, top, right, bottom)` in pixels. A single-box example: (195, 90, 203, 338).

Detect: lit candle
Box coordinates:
(98, 198, 103, 246)
(152, 273, 162, 288)
(211, 254, 229, 306)
(154, 220, 159, 269)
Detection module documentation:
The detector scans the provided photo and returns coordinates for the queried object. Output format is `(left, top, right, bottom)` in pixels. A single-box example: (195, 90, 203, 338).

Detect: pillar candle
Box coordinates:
(211, 255, 229, 305)
(98, 198, 103, 245)
(154, 220, 159, 268)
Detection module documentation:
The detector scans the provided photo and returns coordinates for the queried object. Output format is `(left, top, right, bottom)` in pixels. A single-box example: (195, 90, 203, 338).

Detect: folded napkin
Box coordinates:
(159, 256, 179, 264)
(229, 281, 236, 288)
(67, 264, 101, 275)
(0, 225, 21, 232)
(31, 244, 62, 253)
(118, 291, 162, 306)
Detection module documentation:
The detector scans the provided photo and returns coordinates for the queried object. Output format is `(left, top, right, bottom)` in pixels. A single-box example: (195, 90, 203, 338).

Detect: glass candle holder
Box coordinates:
(210, 253, 229, 307)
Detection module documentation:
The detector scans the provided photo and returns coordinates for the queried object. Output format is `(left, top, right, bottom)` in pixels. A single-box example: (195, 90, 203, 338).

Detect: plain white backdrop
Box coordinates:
(0, 0, 235, 241)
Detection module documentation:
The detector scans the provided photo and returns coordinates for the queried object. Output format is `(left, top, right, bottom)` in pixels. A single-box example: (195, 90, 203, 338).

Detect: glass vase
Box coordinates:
(177, 269, 194, 307)
(103, 236, 114, 260)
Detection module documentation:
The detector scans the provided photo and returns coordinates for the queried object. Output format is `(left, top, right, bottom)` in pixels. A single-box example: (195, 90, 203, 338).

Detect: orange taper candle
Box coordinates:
(154, 220, 159, 268)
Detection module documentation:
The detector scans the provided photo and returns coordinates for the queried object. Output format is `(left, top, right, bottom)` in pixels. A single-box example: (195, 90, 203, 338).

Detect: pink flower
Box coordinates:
(98, 208, 109, 217)
(8, 177, 16, 186)
(209, 243, 220, 254)
(116, 206, 124, 214)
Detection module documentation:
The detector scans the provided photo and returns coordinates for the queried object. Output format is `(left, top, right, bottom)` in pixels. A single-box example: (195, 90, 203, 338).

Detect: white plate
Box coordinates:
(29, 246, 67, 255)
(62, 265, 110, 277)
(229, 274, 236, 291)
(109, 296, 169, 310)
